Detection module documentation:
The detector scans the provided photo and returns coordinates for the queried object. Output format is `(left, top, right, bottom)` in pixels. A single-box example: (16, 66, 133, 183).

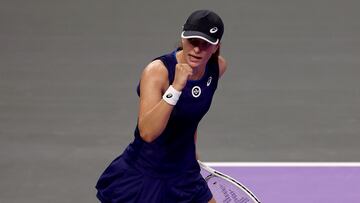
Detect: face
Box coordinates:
(181, 38, 219, 68)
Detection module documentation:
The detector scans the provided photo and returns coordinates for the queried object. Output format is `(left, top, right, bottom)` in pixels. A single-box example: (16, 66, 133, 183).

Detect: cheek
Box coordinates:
(207, 47, 218, 57)
(182, 43, 191, 53)
(211, 46, 219, 54)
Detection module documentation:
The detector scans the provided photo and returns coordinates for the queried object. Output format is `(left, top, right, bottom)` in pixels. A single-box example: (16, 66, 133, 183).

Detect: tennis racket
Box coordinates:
(198, 160, 261, 203)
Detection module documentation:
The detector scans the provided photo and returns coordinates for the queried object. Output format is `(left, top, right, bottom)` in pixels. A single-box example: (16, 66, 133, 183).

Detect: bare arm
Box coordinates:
(137, 60, 193, 143)
(218, 55, 227, 78)
(137, 60, 173, 143)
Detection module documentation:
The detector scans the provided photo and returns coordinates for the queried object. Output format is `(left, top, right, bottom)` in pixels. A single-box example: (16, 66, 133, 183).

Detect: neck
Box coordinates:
(190, 66, 206, 80)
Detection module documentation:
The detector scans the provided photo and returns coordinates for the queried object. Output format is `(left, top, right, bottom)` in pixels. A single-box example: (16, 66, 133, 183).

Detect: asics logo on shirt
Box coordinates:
(207, 76, 212, 86)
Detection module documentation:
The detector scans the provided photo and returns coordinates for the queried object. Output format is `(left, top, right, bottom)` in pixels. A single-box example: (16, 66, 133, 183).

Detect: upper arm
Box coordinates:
(138, 60, 169, 120)
(218, 55, 227, 78)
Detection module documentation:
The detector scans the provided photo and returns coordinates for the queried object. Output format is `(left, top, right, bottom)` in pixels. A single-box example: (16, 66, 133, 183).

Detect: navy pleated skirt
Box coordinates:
(95, 155, 212, 203)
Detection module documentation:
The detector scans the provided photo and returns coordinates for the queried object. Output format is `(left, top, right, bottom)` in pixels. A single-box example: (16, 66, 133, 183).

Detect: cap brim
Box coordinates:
(181, 31, 219, 45)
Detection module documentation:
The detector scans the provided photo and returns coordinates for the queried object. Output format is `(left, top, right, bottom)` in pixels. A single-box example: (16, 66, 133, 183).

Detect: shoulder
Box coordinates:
(142, 59, 168, 77)
(217, 55, 227, 78)
(140, 59, 169, 92)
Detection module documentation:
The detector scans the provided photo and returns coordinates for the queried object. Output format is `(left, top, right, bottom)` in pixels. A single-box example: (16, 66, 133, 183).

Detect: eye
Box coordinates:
(188, 38, 199, 46)
(187, 38, 211, 49)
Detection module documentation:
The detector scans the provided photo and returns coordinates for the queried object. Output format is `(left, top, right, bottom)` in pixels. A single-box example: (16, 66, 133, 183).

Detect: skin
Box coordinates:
(137, 37, 227, 203)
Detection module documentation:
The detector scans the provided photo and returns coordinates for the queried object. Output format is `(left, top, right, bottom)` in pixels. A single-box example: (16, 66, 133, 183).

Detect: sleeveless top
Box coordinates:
(122, 49, 220, 178)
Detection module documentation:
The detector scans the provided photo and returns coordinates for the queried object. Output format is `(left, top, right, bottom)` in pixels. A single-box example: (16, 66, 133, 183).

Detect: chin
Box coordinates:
(187, 62, 199, 68)
(186, 59, 203, 68)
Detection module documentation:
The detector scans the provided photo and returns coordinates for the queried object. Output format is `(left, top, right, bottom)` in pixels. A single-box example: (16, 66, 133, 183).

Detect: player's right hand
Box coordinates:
(172, 63, 193, 91)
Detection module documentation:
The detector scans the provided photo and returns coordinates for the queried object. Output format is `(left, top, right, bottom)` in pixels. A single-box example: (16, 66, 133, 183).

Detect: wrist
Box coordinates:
(162, 85, 182, 106)
(171, 84, 182, 92)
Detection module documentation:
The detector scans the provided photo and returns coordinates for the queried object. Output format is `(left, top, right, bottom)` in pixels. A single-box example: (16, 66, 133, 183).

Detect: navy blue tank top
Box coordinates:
(123, 49, 219, 177)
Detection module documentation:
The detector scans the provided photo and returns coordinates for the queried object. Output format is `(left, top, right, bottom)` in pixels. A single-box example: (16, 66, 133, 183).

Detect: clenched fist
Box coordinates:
(172, 63, 193, 91)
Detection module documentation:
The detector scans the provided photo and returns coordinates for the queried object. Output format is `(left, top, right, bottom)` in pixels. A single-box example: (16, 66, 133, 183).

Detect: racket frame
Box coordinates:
(198, 160, 261, 203)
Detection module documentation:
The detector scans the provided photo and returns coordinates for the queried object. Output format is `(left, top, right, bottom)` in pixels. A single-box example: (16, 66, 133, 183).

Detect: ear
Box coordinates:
(181, 38, 186, 44)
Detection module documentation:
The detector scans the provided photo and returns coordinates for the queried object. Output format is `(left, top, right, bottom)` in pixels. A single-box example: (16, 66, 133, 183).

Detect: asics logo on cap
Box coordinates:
(210, 27, 218, 33)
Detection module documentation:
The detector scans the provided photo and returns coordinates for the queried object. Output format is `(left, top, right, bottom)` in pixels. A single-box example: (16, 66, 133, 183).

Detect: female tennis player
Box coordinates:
(96, 9, 226, 203)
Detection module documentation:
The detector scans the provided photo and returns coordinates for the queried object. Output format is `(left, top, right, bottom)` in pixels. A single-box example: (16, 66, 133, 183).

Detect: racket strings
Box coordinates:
(199, 164, 260, 203)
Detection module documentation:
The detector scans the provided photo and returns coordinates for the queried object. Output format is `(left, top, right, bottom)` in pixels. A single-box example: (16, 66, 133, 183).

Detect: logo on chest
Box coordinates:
(191, 86, 201, 98)
(207, 76, 212, 86)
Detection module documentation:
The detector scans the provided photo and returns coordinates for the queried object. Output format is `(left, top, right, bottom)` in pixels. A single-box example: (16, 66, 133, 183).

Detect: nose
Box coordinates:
(193, 46, 200, 53)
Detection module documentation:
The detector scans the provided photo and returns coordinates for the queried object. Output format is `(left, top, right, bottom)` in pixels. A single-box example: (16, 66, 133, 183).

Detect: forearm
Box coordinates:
(138, 99, 174, 143)
(137, 57, 191, 143)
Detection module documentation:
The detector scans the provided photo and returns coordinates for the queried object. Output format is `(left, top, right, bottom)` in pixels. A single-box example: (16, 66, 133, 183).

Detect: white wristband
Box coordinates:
(162, 85, 182, 106)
